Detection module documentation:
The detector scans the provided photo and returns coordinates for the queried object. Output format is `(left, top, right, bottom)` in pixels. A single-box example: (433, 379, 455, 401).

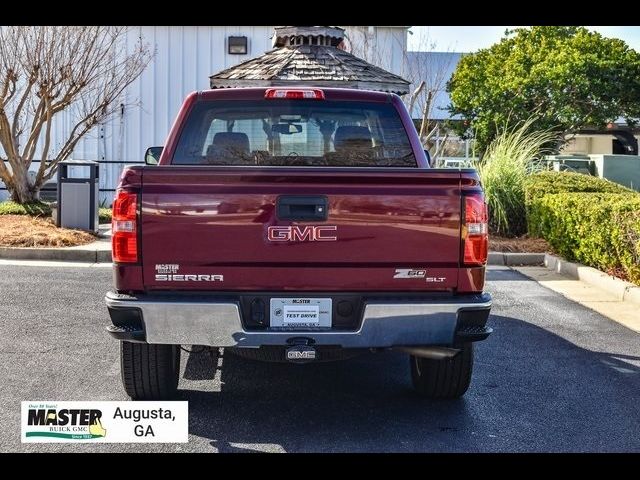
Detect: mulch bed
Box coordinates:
(0, 215, 95, 247)
(489, 235, 553, 253)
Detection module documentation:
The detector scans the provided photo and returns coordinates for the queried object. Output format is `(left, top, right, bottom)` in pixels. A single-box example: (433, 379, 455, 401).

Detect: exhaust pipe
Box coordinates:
(395, 346, 460, 359)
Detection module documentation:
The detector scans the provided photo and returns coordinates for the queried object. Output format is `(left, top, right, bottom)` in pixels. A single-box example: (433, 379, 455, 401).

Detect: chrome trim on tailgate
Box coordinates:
(105, 292, 491, 348)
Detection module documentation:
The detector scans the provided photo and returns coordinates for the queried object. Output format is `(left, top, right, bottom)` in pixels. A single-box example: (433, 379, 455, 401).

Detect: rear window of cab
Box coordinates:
(171, 100, 417, 167)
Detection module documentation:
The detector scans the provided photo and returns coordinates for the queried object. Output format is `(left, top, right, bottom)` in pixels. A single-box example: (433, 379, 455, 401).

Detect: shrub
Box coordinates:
(99, 208, 112, 224)
(524, 171, 633, 207)
(0, 200, 51, 217)
(525, 172, 634, 236)
(529, 192, 640, 284)
(475, 118, 557, 237)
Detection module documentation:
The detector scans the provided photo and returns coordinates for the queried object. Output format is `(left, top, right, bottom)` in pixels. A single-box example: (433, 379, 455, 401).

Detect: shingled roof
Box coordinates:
(209, 26, 410, 95)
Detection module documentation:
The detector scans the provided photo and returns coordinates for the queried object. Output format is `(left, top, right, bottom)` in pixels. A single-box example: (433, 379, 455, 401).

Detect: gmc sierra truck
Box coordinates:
(105, 87, 492, 400)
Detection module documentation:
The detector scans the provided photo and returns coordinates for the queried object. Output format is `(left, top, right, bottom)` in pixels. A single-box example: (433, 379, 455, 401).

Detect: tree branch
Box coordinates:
(10, 71, 37, 141)
(419, 90, 434, 141)
(34, 95, 53, 187)
(408, 81, 425, 120)
(0, 26, 151, 202)
(0, 156, 13, 187)
(21, 96, 46, 162)
(433, 134, 449, 159)
(0, 108, 20, 164)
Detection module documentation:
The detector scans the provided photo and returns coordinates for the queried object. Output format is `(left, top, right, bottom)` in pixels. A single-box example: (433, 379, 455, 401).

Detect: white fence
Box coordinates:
(436, 157, 477, 168)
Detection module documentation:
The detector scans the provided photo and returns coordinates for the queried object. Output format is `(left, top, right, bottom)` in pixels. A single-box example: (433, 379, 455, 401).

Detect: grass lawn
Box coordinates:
(0, 215, 95, 247)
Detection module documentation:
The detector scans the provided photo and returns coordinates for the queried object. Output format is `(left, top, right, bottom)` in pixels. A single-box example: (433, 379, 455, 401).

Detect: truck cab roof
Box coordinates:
(197, 87, 395, 103)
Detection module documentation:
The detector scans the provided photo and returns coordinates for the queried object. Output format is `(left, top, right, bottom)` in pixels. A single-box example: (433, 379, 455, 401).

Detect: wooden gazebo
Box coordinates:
(210, 26, 410, 95)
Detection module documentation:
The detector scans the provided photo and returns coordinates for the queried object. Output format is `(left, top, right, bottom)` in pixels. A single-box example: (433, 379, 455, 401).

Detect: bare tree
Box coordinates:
(342, 27, 456, 161)
(403, 29, 457, 161)
(0, 26, 151, 203)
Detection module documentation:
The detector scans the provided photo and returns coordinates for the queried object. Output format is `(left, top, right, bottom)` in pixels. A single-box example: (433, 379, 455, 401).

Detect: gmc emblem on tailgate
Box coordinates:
(268, 225, 337, 242)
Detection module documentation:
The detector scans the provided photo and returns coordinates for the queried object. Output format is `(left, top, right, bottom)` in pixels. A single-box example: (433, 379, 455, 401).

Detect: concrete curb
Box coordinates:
(490, 251, 640, 308)
(0, 245, 110, 263)
(543, 254, 640, 306)
(487, 252, 545, 266)
(96, 250, 112, 263)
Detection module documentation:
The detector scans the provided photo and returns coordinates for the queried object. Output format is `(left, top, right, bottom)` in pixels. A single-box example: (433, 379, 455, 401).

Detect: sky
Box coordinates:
(408, 26, 640, 52)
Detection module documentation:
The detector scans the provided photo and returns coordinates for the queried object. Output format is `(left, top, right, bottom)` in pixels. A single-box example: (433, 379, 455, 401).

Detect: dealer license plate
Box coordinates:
(269, 298, 332, 328)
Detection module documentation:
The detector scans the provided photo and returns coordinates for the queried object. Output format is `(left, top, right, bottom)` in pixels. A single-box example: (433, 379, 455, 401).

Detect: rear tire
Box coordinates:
(410, 343, 473, 399)
(120, 342, 181, 400)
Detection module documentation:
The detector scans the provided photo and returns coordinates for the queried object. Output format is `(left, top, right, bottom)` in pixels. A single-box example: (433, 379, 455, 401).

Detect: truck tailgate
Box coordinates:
(140, 167, 461, 291)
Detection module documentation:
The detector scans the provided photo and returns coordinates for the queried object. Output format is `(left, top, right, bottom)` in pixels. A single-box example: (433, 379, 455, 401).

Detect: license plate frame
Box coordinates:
(269, 298, 332, 328)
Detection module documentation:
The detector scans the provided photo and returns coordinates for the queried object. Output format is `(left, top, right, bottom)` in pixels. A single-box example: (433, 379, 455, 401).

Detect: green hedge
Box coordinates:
(0, 201, 51, 217)
(529, 192, 640, 284)
(525, 172, 634, 236)
(525, 171, 633, 206)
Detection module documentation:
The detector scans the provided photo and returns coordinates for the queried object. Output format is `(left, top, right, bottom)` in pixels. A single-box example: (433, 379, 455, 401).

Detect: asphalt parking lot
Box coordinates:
(1, 264, 639, 452)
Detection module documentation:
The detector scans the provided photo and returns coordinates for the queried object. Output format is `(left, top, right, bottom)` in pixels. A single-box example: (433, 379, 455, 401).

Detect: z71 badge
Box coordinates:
(394, 269, 426, 279)
(394, 269, 446, 283)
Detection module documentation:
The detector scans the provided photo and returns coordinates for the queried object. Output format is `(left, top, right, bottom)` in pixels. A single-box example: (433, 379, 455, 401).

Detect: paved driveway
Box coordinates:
(1, 265, 638, 452)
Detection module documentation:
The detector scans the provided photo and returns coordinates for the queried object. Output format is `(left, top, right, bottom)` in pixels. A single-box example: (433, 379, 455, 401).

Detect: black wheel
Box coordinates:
(120, 342, 181, 400)
(410, 343, 473, 399)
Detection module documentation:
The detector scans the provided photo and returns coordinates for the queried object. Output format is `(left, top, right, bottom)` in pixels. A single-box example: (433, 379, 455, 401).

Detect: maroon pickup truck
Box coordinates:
(105, 87, 491, 400)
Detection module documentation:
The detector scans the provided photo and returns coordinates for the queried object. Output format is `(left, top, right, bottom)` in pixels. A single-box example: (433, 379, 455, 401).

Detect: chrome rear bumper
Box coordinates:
(105, 291, 492, 348)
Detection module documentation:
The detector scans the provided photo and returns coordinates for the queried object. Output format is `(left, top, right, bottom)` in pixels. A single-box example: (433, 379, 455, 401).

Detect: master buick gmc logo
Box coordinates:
(267, 225, 337, 242)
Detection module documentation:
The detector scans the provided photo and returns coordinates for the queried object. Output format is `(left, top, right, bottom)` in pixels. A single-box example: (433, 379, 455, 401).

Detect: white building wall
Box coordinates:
(561, 135, 614, 155)
(590, 135, 614, 155)
(343, 26, 407, 76)
(0, 26, 407, 204)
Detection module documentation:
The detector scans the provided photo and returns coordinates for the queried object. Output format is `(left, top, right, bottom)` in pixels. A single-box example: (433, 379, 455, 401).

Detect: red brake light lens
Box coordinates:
(112, 190, 138, 263)
(264, 88, 325, 100)
(463, 195, 488, 266)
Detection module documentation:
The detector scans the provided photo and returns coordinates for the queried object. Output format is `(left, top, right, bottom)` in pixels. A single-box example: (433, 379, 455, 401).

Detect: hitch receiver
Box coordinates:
(286, 337, 317, 363)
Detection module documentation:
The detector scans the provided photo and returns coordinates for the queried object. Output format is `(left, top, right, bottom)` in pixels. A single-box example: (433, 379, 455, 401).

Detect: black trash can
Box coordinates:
(56, 160, 99, 233)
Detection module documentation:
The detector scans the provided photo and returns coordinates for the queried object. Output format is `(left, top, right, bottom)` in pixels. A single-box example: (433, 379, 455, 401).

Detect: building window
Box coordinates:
(228, 36, 248, 55)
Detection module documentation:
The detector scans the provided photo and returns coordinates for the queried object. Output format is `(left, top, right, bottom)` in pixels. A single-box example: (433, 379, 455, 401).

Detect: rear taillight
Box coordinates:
(463, 195, 488, 266)
(112, 190, 138, 263)
(264, 88, 325, 100)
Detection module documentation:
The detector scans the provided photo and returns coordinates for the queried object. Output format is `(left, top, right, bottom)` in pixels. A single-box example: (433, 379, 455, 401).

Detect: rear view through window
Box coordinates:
(172, 100, 416, 167)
